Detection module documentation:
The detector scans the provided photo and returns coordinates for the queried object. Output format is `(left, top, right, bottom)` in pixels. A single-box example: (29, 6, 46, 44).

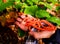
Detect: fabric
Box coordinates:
(43, 29, 60, 44)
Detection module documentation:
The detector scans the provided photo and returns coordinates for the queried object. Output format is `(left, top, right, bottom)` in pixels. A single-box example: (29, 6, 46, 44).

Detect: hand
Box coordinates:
(15, 18, 28, 31)
(29, 30, 55, 39)
(15, 18, 55, 39)
(15, 16, 56, 39)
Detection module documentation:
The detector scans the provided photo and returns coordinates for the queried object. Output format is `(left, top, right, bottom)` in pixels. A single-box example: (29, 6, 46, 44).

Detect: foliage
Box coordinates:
(47, 17, 60, 25)
(0, 0, 60, 25)
(18, 28, 25, 37)
(35, 10, 50, 18)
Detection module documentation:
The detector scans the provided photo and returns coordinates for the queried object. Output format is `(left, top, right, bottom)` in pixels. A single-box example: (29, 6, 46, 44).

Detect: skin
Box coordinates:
(15, 17, 56, 39)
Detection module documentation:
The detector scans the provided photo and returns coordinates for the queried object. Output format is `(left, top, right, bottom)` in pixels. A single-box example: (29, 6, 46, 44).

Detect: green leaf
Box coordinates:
(32, 0, 39, 4)
(24, 5, 38, 16)
(18, 28, 25, 37)
(56, 6, 60, 11)
(14, 2, 28, 9)
(47, 17, 60, 25)
(47, 0, 58, 4)
(35, 10, 50, 18)
(0, 2, 14, 11)
(15, 0, 20, 4)
(14, 3, 22, 9)
(39, 2, 53, 9)
(22, 3, 28, 8)
(26, 0, 33, 6)
(0, 0, 3, 5)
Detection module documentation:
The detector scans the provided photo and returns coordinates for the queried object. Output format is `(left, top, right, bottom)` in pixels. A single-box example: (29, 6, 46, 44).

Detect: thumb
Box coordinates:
(29, 32, 41, 39)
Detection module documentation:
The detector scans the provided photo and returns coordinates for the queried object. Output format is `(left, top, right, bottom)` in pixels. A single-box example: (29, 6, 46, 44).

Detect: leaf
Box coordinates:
(32, 0, 39, 4)
(22, 3, 28, 8)
(47, 17, 60, 25)
(26, 0, 33, 6)
(0, 0, 3, 5)
(24, 5, 38, 16)
(35, 10, 50, 18)
(15, 0, 20, 3)
(18, 28, 25, 37)
(0, 2, 14, 11)
(47, 0, 58, 4)
(14, 2, 28, 9)
(56, 6, 60, 11)
(39, 2, 53, 9)
(14, 3, 22, 9)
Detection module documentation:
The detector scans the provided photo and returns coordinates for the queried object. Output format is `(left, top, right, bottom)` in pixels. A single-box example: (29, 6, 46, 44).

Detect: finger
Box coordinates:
(16, 18, 22, 22)
(18, 13, 26, 19)
(29, 31, 47, 39)
(29, 32, 41, 39)
(15, 21, 28, 31)
(29, 31, 55, 39)
(16, 18, 26, 25)
(20, 15, 26, 19)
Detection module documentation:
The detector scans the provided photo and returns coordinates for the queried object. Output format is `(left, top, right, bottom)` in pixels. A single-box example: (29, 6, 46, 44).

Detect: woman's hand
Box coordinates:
(29, 30, 55, 39)
(15, 18, 56, 39)
(15, 18, 28, 31)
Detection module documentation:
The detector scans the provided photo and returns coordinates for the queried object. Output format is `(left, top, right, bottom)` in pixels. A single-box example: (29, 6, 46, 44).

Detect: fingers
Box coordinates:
(29, 32, 42, 39)
(15, 21, 28, 31)
(16, 18, 22, 22)
(15, 15, 28, 31)
(18, 13, 26, 19)
(29, 31, 55, 39)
